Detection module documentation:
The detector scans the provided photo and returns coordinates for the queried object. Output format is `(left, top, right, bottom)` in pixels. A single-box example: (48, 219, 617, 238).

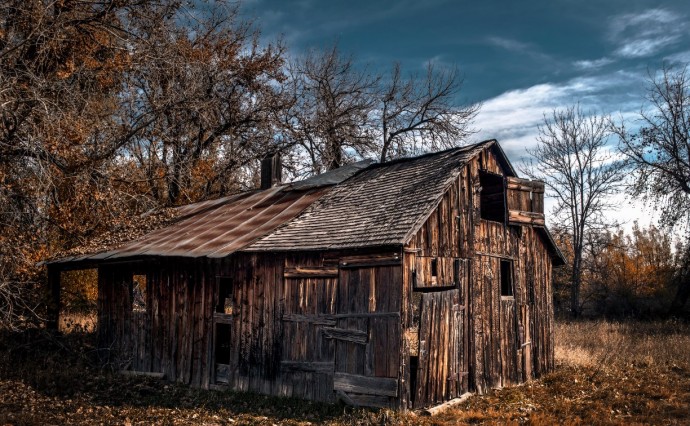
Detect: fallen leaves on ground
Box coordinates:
(1, 321, 689, 425)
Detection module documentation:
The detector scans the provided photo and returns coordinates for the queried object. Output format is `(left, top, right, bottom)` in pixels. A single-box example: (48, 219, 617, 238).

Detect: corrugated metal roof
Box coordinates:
(246, 141, 492, 251)
(97, 186, 330, 259)
(48, 161, 373, 264)
(53, 186, 328, 261)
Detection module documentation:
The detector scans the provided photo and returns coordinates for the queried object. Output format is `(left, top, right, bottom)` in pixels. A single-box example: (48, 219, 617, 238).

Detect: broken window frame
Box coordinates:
(479, 170, 507, 223)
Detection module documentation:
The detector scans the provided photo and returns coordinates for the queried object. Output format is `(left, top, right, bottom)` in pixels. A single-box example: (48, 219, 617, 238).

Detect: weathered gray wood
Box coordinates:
(333, 372, 399, 397)
(336, 390, 358, 406)
(281, 314, 336, 326)
(280, 361, 334, 373)
(348, 393, 392, 409)
(215, 360, 230, 384)
(422, 392, 473, 416)
(322, 327, 368, 345)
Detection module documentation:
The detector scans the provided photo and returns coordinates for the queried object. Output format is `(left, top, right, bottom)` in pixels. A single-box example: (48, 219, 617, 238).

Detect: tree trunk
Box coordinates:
(570, 254, 581, 318)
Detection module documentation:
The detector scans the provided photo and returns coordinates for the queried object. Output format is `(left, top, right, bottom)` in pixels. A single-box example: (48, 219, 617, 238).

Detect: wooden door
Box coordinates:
(474, 255, 520, 390)
(410, 256, 470, 408)
(413, 280, 469, 406)
(279, 266, 338, 401)
(332, 255, 402, 408)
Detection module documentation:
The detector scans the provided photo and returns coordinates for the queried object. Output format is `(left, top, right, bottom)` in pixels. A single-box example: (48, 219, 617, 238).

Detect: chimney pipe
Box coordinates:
(260, 153, 282, 190)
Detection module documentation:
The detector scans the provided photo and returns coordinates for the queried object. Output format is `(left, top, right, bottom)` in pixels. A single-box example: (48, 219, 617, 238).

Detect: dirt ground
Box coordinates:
(1, 320, 689, 425)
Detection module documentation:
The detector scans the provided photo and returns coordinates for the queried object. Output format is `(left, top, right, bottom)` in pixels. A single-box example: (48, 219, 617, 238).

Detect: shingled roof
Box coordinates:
(246, 141, 495, 251)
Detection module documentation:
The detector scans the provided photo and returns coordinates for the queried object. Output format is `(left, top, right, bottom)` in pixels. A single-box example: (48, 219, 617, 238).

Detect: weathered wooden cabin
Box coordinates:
(47, 139, 564, 409)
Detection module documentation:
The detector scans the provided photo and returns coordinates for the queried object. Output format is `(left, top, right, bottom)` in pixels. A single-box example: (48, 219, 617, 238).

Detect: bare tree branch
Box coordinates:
(523, 105, 625, 317)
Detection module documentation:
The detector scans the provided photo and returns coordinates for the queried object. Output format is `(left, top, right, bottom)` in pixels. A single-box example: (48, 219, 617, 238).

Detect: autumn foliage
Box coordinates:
(552, 223, 684, 318)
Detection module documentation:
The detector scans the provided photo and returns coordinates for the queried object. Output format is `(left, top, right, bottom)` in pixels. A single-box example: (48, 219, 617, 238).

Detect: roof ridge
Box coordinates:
(362, 139, 495, 171)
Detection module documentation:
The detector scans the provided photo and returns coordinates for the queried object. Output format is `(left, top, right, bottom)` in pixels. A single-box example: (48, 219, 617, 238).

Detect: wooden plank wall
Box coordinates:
(403, 145, 556, 408)
(96, 249, 405, 408)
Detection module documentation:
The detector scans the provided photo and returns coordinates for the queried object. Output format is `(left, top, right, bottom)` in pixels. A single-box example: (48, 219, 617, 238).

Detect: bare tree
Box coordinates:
(285, 45, 479, 173)
(378, 63, 479, 162)
(285, 45, 379, 174)
(613, 64, 690, 316)
(524, 105, 624, 317)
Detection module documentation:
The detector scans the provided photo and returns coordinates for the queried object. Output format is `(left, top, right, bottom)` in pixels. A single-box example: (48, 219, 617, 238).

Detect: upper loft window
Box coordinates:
(479, 170, 506, 223)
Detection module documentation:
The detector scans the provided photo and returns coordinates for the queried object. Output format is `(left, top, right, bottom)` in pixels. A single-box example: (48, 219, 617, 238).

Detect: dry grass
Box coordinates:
(1, 321, 689, 425)
(555, 320, 690, 370)
(437, 320, 690, 425)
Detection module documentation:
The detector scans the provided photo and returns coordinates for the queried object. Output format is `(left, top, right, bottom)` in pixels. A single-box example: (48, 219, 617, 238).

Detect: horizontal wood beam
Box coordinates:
(333, 372, 399, 397)
(282, 312, 400, 323)
(508, 210, 545, 226)
(284, 266, 338, 278)
(507, 177, 545, 193)
(281, 314, 336, 326)
(322, 327, 368, 345)
(280, 361, 334, 374)
(339, 253, 401, 268)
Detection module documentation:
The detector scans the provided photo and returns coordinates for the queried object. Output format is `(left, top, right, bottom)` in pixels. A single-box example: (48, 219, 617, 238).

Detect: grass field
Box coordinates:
(1, 320, 689, 425)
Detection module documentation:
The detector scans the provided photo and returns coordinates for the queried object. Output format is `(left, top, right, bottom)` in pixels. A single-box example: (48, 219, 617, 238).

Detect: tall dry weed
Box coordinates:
(555, 320, 690, 371)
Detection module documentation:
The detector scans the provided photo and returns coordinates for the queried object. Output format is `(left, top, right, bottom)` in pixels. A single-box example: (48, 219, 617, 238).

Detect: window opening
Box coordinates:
(132, 274, 147, 312)
(59, 269, 98, 333)
(500, 260, 513, 297)
(216, 277, 233, 315)
(431, 258, 438, 277)
(479, 171, 506, 222)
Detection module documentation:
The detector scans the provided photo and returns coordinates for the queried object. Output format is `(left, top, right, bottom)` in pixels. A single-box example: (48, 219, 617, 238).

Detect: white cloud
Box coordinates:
(616, 36, 680, 58)
(573, 57, 614, 70)
(665, 50, 690, 65)
(486, 36, 533, 52)
(471, 71, 657, 228)
(484, 36, 552, 62)
(609, 8, 686, 58)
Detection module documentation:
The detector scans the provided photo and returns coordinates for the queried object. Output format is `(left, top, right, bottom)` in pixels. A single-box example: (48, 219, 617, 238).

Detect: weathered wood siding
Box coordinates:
(96, 249, 404, 407)
(98, 259, 215, 387)
(403, 145, 555, 408)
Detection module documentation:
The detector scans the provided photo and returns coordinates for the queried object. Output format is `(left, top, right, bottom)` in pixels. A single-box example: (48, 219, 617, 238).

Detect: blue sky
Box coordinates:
(241, 0, 690, 228)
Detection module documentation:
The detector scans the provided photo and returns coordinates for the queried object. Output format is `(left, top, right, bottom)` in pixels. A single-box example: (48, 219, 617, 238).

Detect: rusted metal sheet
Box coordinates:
(66, 186, 329, 261)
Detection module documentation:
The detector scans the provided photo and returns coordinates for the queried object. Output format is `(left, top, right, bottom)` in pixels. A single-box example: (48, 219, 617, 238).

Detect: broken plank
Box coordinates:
(333, 372, 398, 397)
(422, 392, 473, 416)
